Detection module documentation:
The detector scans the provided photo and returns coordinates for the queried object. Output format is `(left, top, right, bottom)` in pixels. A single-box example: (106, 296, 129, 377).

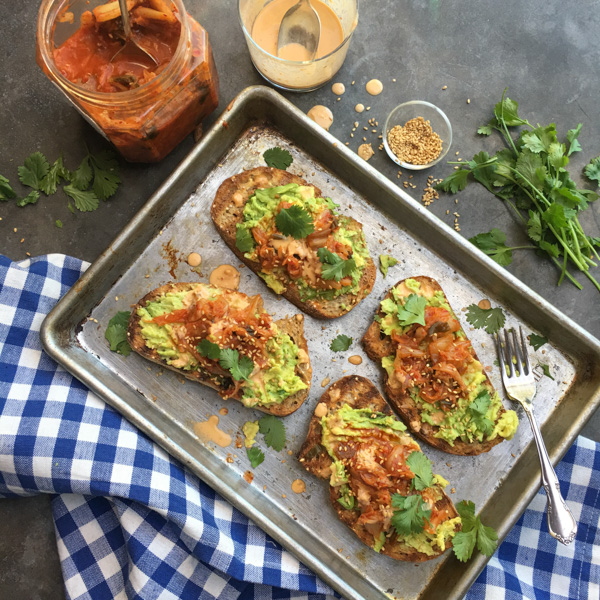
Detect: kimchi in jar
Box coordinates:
(37, 0, 219, 162)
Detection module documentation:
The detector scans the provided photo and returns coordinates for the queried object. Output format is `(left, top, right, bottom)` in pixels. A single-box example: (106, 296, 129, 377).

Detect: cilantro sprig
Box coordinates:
(236, 227, 255, 253)
(275, 205, 315, 239)
(317, 247, 356, 281)
(258, 415, 286, 451)
(467, 390, 494, 437)
(406, 451, 435, 491)
(528, 333, 548, 351)
(465, 303, 506, 335)
(437, 89, 600, 293)
(469, 228, 535, 267)
(197, 339, 254, 382)
(2, 149, 121, 218)
(390, 493, 431, 536)
(263, 147, 293, 170)
(105, 311, 132, 356)
(246, 446, 265, 468)
(452, 500, 498, 562)
(330, 334, 353, 352)
(397, 293, 427, 327)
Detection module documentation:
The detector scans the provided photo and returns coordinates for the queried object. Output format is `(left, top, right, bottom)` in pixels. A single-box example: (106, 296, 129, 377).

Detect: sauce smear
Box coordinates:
(193, 415, 232, 447)
(209, 264, 240, 290)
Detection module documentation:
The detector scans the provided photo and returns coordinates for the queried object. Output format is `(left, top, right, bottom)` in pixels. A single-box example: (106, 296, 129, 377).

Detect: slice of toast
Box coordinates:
(210, 167, 376, 319)
(127, 282, 312, 416)
(298, 375, 460, 562)
(362, 276, 517, 455)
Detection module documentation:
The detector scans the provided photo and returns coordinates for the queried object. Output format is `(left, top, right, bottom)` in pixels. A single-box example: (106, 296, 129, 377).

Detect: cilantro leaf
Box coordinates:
(567, 123, 582, 156)
(246, 446, 265, 468)
(219, 348, 254, 381)
(263, 147, 293, 170)
(584, 156, 600, 186)
(456, 500, 477, 530)
(275, 205, 315, 239)
(390, 494, 431, 536)
(528, 333, 547, 351)
(453, 500, 498, 561)
(538, 363, 555, 380)
(397, 293, 427, 327)
(197, 338, 221, 360)
(465, 304, 506, 335)
(494, 95, 530, 127)
(236, 227, 255, 253)
(258, 415, 286, 451)
(105, 311, 132, 356)
(330, 334, 353, 352)
(71, 155, 93, 190)
(317, 247, 356, 282)
(406, 451, 435, 491)
(16, 190, 40, 207)
(55, 219, 63, 228)
(40, 155, 70, 195)
(63, 184, 99, 212)
(452, 529, 477, 562)
(0, 175, 16, 200)
(18, 152, 50, 190)
(90, 150, 120, 200)
(468, 151, 497, 193)
(468, 390, 494, 436)
(476, 521, 498, 556)
(477, 121, 496, 136)
(435, 169, 470, 194)
(379, 254, 398, 278)
(469, 228, 514, 266)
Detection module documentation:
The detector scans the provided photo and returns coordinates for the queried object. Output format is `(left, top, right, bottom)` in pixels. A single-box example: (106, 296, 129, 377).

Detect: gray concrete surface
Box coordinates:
(1, 0, 599, 597)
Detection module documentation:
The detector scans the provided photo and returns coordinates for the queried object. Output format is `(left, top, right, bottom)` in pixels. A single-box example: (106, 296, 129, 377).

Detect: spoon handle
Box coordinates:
(118, 0, 132, 38)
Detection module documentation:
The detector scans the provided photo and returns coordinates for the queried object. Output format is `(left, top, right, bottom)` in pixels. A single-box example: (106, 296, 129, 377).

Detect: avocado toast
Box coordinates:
(127, 282, 312, 416)
(298, 375, 461, 562)
(210, 167, 376, 319)
(362, 276, 518, 455)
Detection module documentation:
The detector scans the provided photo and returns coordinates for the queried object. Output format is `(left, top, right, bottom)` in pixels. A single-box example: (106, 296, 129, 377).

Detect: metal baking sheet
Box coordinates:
(41, 86, 600, 600)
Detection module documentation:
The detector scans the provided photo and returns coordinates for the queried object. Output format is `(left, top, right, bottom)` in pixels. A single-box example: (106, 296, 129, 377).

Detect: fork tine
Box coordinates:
(503, 329, 515, 377)
(519, 326, 531, 375)
(510, 328, 524, 375)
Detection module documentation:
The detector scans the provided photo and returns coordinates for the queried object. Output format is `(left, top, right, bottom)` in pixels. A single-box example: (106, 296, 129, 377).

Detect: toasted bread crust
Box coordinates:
(127, 282, 312, 416)
(362, 276, 505, 455)
(298, 376, 459, 562)
(210, 167, 376, 319)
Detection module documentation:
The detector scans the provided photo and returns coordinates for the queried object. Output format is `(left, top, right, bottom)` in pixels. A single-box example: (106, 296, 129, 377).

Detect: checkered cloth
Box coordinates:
(0, 254, 598, 600)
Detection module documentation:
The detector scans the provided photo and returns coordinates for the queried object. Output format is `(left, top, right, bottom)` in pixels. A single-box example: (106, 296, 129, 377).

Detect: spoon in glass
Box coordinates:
(276, 0, 321, 61)
(111, 0, 158, 66)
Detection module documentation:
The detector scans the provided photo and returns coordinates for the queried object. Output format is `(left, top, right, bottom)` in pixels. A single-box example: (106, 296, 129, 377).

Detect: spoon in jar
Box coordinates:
(111, 0, 158, 66)
(276, 0, 321, 61)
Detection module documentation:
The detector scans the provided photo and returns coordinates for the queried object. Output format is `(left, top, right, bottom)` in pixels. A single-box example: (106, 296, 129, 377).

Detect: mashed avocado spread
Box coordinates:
(236, 183, 371, 300)
(320, 404, 459, 554)
(137, 288, 307, 408)
(379, 278, 518, 446)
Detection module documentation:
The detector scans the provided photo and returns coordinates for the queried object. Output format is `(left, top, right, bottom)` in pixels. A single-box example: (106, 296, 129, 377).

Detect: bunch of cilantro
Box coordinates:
(1, 149, 120, 215)
(436, 90, 600, 292)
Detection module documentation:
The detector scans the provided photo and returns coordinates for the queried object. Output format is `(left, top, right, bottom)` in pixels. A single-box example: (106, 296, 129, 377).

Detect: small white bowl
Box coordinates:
(383, 101, 452, 170)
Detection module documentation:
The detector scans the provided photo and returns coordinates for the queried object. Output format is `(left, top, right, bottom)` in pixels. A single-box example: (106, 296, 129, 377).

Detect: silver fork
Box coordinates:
(496, 327, 577, 545)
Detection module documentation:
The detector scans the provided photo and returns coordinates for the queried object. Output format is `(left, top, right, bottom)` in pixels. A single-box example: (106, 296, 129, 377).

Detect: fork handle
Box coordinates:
(524, 408, 577, 545)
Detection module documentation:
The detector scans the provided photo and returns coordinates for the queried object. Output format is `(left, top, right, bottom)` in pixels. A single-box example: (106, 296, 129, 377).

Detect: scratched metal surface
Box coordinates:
(41, 86, 600, 600)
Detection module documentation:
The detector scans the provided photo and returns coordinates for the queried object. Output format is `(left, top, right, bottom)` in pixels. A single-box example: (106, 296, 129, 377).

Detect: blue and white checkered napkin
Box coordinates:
(0, 254, 598, 600)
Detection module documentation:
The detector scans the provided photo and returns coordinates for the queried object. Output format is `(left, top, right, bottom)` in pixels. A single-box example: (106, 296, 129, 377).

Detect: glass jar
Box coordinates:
(36, 0, 219, 162)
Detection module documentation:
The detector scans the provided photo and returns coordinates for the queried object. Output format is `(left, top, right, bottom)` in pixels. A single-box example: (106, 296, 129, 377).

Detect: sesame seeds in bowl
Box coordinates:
(383, 101, 452, 170)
